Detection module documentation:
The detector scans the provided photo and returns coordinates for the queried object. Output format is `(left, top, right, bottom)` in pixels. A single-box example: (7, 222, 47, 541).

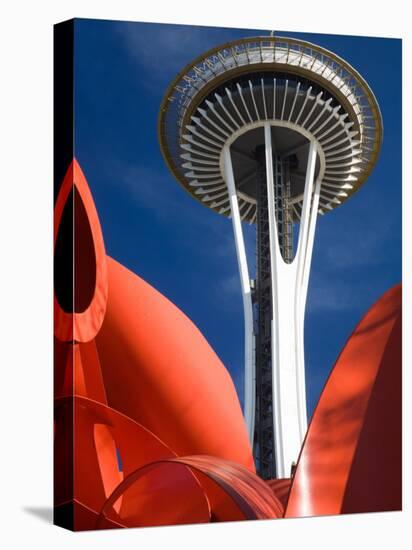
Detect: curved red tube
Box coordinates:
(285, 284, 402, 517)
(97, 455, 283, 528)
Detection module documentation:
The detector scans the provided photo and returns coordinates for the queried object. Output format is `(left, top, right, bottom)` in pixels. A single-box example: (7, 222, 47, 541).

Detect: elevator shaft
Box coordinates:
(254, 146, 293, 479)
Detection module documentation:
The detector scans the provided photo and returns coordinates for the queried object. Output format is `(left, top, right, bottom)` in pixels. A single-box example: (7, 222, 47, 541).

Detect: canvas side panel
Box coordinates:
(53, 18, 75, 532)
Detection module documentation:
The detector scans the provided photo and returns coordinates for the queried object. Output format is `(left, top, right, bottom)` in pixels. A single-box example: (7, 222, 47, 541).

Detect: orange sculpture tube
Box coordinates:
(285, 284, 402, 517)
(54, 159, 259, 530)
(94, 256, 255, 473)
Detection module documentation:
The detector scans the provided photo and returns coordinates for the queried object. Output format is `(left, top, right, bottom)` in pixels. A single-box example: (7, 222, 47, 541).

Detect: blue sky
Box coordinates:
(74, 19, 401, 417)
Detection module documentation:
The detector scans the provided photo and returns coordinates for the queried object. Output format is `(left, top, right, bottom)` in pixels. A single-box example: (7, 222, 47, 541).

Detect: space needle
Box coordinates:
(158, 35, 382, 479)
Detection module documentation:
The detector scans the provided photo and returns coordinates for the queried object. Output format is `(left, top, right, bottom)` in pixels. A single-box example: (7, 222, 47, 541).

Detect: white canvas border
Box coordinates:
(0, 1, 409, 549)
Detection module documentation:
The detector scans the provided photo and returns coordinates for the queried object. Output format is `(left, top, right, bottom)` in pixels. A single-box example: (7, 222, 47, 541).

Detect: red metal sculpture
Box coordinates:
(285, 283, 402, 517)
(54, 160, 401, 530)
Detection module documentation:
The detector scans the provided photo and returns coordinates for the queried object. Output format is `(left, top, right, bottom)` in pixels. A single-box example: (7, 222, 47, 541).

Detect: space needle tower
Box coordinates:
(159, 35, 382, 479)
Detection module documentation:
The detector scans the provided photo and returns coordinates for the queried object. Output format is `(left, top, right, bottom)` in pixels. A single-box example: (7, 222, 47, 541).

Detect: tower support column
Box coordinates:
(223, 145, 255, 444)
(264, 123, 320, 478)
(223, 123, 321, 479)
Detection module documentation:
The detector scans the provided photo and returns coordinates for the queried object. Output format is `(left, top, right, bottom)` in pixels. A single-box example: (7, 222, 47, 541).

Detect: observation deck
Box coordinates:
(159, 36, 382, 223)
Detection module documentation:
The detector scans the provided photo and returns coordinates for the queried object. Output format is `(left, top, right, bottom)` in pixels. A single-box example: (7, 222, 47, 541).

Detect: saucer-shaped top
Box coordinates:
(159, 36, 382, 222)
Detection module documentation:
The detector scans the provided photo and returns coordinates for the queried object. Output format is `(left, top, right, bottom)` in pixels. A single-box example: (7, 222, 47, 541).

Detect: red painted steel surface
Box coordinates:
(97, 455, 283, 528)
(285, 284, 402, 517)
(266, 478, 292, 510)
(71, 396, 210, 528)
(54, 160, 263, 530)
(95, 256, 255, 473)
(54, 159, 108, 343)
(54, 159, 401, 530)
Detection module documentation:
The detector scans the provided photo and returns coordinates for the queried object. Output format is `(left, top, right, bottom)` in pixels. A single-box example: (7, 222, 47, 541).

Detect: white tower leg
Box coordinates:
(264, 123, 320, 477)
(223, 145, 255, 445)
(223, 123, 320, 477)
